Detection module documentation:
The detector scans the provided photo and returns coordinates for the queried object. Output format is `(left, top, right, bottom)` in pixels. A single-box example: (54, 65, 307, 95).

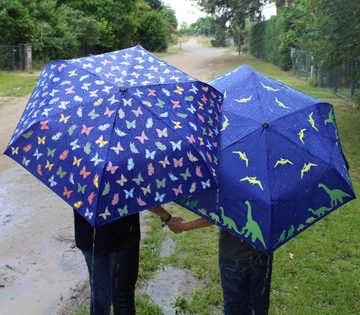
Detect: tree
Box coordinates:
(161, 5, 178, 33)
(145, 0, 163, 10)
(136, 11, 168, 51)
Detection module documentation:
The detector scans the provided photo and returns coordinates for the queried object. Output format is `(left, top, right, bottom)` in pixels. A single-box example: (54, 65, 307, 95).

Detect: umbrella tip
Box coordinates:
(119, 86, 127, 93)
(262, 122, 270, 129)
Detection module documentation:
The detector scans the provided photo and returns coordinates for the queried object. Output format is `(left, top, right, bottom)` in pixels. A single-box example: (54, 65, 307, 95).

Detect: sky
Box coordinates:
(162, 0, 277, 26)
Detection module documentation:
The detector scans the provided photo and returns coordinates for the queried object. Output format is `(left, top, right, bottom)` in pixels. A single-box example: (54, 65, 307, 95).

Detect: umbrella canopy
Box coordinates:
(177, 65, 356, 253)
(4, 45, 222, 227)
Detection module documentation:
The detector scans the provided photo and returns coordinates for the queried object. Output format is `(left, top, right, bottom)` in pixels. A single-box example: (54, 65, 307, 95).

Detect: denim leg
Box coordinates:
(82, 250, 111, 315)
(219, 256, 252, 315)
(248, 254, 273, 315)
(219, 253, 273, 315)
(109, 242, 140, 315)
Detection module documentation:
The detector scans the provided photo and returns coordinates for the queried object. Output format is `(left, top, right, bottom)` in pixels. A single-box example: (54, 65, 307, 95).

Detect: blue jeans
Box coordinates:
(219, 252, 273, 315)
(82, 244, 139, 315)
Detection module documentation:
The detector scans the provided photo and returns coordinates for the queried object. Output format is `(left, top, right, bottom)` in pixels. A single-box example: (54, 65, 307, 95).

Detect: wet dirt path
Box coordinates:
(0, 38, 228, 315)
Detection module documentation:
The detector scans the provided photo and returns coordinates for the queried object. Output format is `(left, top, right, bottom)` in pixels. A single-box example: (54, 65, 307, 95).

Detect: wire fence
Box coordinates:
(0, 45, 24, 70)
(291, 48, 360, 99)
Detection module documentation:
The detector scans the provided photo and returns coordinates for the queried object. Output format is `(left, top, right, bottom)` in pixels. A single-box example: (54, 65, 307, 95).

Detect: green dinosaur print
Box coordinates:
(219, 207, 241, 234)
(318, 183, 351, 208)
(287, 225, 295, 239)
(209, 212, 220, 223)
(239, 201, 266, 249)
(305, 216, 316, 224)
(297, 224, 305, 231)
(198, 208, 208, 216)
(308, 206, 332, 218)
(274, 229, 287, 247)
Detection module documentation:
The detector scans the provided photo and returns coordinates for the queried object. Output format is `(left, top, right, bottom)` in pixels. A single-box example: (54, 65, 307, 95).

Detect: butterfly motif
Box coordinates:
(144, 149, 155, 160)
(124, 188, 134, 199)
(102, 182, 110, 196)
(77, 183, 87, 194)
(132, 173, 144, 185)
(168, 172, 179, 181)
(118, 108, 125, 119)
(63, 186, 73, 199)
(148, 88, 156, 96)
(137, 196, 147, 206)
(84, 142, 91, 155)
(155, 191, 165, 203)
(122, 98, 133, 107)
(170, 140, 182, 151)
(155, 99, 165, 108)
(48, 175, 57, 187)
(147, 163, 155, 176)
(135, 131, 149, 144)
(69, 173, 75, 184)
(68, 125, 77, 136)
(70, 139, 80, 151)
(88, 192, 95, 205)
(201, 179, 211, 189)
(74, 201, 83, 209)
(187, 104, 196, 114)
(11, 146, 19, 155)
(189, 122, 198, 131)
(172, 184, 183, 196)
(106, 161, 119, 174)
(187, 151, 198, 162)
(95, 135, 108, 148)
(116, 174, 128, 186)
(131, 106, 143, 117)
(80, 165, 91, 179)
(40, 120, 49, 130)
(93, 173, 99, 188)
(45, 160, 54, 171)
(52, 132, 62, 141)
(146, 117, 153, 128)
(155, 141, 167, 151)
(159, 156, 170, 168)
(37, 164, 43, 176)
(118, 205, 128, 216)
(85, 208, 94, 220)
(88, 109, 100, 120)
(56, 166, 67, 179)
(190, 84, 198, 94)
(22, 130, 33, 139)
(196, 166, 203, 177)
(22, 143, 31, 153)
(91, 153, 104, 166)
(99, 207, 111, 220)
(47, 147, 56, 157)
(98, 123, 111, 131)
(81, 125, 94, 136)
(94, 98, 103, 106)
(190, 182, 197, 193)
(141, 184, 151, 196)
(33, 148, 43, 160)
(112, 193, 119, 206)
(156, 178, 166, 189)
(111, 142, 124, 155)
(59, 113, 71, 124)
(186, 134, 195, 143)
(76, 106, 83, 117)
(126, 120, 136, 129)
(172, 121, 182, 129)
(104, 107, 115, 117)
(115, 128, 127, 137)
(127, 158, 135, 171)
(156, 128, 168, 138)
(73, 156, 83, 167)
(180, 168, 191, 180)
(160, 112, 168, 118)
(174, 85, 184, 94)
(171, 100, 181, 109)
(173, 157, 183, 168)
(161, 88, 170, 96)
(130, 142, 139, 154)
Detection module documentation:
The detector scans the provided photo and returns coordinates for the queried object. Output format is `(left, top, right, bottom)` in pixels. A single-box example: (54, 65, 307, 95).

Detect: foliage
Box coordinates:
(160, 5, 178, 33)
(144, 0, 163, 10)
(136, 11, 168, 52)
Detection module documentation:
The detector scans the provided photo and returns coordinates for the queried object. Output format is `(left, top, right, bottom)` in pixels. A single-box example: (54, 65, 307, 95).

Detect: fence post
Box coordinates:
(21, 43, 32, 71)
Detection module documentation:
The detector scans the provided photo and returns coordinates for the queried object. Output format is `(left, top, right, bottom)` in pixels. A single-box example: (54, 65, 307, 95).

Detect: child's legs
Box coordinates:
(219, 256, 252, 315)
(248, 253, 273, 315)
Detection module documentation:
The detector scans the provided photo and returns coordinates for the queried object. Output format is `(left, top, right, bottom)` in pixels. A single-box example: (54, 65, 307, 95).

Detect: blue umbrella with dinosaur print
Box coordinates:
(177, 65, 355, 253)
(4, 45, 223, 227)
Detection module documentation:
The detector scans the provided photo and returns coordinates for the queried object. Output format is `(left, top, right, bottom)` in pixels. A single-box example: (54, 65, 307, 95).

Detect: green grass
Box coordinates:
(0, 71, 38, 97)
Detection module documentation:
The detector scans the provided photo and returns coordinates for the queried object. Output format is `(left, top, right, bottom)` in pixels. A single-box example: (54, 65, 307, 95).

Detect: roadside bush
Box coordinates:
(136, 11, 168, 52)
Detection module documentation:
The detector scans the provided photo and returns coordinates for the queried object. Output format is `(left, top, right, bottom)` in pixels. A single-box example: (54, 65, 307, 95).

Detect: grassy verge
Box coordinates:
(0, 71, 38, 97)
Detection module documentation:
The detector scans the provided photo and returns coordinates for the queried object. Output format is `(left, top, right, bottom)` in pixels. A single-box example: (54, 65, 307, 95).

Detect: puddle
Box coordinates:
(142, 266, 197, 315)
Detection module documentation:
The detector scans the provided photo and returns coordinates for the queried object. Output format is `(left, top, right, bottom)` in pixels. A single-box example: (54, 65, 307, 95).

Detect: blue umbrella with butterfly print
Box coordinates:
(4, 45, 223, 227)
(177, 65, 355, 253)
